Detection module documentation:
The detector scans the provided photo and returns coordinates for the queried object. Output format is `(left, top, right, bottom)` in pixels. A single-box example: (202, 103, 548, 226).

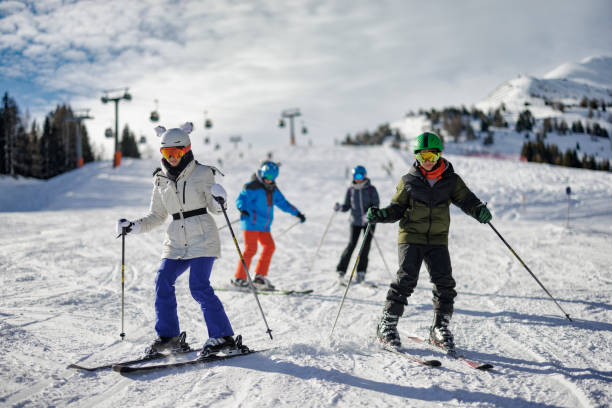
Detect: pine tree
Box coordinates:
(121, 124, 141, 158)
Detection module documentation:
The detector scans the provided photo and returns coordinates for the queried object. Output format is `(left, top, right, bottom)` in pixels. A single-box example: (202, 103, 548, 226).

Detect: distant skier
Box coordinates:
(232, 160, 306, 290)
(334, 165, 379, 284)
(116, 122, 238, 358)
(366, 132, 492, 352)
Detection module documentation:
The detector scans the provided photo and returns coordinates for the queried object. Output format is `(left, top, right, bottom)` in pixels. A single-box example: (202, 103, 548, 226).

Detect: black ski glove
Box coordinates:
(366, 207, 387, 224)
(475, 204, 492, 224)
(296, 212, 306, 223)
(240, 210, 250, 218)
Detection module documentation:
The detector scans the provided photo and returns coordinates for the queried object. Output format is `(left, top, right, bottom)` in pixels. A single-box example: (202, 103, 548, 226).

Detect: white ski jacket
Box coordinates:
(136, 160, 223, 259)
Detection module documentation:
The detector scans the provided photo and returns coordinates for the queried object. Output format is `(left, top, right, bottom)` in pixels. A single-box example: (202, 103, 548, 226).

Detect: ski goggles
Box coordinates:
(353, 173, 365, 180)
(160, 145, 191, 160)
(415, 151, 441, 164)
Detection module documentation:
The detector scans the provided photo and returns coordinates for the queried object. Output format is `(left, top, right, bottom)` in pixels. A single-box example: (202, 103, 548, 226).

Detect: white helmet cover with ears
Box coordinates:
(156, 122, 194, 147)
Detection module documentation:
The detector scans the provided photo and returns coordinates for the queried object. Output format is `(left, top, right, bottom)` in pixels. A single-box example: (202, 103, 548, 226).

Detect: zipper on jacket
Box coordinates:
(358, 188, 365, 224)
(183, 181, 186, 204)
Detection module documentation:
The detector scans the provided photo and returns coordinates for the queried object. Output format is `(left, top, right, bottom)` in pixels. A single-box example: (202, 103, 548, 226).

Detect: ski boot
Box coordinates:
(231, 278, 249, 288)
(376, 312, 401, 348)
(145, 331, 191, 356)
(198, 335, 249, 359)
(429, 313, 456, 354)
(253, 274, 275, 291)
(355, 271, 366, 284)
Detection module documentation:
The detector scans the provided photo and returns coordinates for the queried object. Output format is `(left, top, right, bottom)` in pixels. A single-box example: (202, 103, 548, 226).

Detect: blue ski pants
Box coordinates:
(154, 257, 233, 339)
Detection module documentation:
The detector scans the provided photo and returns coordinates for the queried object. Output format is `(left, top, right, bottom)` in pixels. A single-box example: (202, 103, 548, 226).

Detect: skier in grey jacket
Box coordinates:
(334, 165, 379, 283)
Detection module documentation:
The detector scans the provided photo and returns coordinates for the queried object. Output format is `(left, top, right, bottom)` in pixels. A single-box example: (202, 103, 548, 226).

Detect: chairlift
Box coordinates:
(302, 126, 308, 134)
(205, 119, 213, 129)
(150, 99, 160, 122)
(278, 119, 285, 128)
(139, 136, 147, 144)
(105, 128, 113, 138)
(204, 136, 210, 144)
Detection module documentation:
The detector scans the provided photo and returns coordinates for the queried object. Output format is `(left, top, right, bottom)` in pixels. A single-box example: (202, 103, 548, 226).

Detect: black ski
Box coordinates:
(214, 287, 313, 296)
(405, 335, 493, 370)
(68, 348, 200, 372)
(379, 341, 441, 367)
(113, 348, 270, 374)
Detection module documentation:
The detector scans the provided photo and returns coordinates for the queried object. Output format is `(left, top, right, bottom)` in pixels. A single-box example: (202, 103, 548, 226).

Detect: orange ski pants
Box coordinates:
(234, 230, 276, 279)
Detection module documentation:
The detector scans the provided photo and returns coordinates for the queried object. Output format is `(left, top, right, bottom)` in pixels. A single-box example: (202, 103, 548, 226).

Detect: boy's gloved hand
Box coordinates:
(333, 202, 341, 212)
(240, 210, 250, 217)
(366, 207, 387, 223)
(296, 212, 306, 223)
(476, 204, 492, 224)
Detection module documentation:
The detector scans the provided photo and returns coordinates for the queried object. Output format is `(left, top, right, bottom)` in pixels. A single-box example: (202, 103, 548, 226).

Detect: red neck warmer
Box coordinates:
(419, 160, 446, 182)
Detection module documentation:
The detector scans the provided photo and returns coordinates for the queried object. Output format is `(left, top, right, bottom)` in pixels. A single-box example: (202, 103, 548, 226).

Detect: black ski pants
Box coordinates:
(336, 224, 375, 274)
(384, 243, 456, 317)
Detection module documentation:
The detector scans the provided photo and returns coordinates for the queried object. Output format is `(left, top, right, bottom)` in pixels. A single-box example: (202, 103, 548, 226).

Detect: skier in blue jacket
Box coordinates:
(232, 161, 305, 290)
(334, 165, 379, 284)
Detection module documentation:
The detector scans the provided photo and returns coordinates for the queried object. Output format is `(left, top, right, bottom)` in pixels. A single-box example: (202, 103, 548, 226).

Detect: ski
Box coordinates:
(67, 348, 200, 372)
(339, 281, 378, 288)
(113, 348, 270, 374)
(380, 343, 441, 367)
(405, 335, 493, 370)
(214, 287, 313, 296)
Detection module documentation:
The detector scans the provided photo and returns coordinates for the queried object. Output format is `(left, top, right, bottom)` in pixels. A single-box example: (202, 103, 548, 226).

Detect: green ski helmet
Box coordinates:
(413, 132, 443, 153)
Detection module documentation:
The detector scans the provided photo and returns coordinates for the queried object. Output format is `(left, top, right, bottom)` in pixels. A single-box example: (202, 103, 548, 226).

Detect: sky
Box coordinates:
(0, 0, 611, 157)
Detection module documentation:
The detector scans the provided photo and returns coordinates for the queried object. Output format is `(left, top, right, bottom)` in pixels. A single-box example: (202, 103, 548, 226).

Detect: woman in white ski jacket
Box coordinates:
(117, 122, 237, 357)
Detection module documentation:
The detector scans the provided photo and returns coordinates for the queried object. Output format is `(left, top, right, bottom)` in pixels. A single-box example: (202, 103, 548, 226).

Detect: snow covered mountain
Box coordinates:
(1, 143, 611, 407)
(477, 56, 612, 112)
(393, 56, 612, 164)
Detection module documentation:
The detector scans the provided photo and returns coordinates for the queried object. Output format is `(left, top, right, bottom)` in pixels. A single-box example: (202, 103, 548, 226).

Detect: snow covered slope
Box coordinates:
(1, 144, 611, 407)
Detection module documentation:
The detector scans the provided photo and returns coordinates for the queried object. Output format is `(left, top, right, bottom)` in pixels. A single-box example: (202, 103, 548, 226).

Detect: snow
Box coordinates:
(1, 143, 611, 407)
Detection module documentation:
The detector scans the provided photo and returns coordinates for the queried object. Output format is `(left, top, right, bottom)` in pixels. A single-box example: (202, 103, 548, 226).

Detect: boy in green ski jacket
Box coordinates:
(366, 132, 492, 352)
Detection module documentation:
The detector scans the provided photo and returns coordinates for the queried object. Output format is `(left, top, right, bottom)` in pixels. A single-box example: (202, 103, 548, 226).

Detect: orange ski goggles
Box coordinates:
(415, 151, 441, 164)
(160, 145, 191, 160)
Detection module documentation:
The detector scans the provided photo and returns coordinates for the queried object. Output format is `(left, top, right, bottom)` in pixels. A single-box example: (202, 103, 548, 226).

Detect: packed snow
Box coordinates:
(1, 143, 611, 407)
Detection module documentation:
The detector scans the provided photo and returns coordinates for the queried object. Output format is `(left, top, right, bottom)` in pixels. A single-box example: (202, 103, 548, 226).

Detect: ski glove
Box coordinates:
(476, 204, 492, 224)
(117, 218, 141, 235)
(210, 184, 227, 209)
(333, 202, 341, 212)
(296, 212, 306, 223)
(240, 210, 250, 218)
(366, 207, 387, 223)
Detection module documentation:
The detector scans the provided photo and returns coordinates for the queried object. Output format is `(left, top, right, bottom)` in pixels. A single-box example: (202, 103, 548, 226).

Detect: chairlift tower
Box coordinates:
(101, 88, 132, 167)
(279, 108, 301, 146)
(65, 109, 93, 168)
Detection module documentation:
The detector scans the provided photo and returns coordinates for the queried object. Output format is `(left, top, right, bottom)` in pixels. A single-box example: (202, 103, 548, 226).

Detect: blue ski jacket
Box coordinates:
(236, 174, 300, 232)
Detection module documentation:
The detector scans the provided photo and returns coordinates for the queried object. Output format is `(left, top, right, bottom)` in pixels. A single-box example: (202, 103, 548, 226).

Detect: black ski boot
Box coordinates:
(376, 312, 401, 348)
(429, 313, 455, 354)
(145, 331, 191, 356)
(355, 271, 366, 284)
(198, 335, 237, 358)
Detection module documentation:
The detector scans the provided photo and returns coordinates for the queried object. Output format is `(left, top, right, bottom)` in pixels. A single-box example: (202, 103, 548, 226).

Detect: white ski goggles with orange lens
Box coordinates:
(160, 145, 191, 160)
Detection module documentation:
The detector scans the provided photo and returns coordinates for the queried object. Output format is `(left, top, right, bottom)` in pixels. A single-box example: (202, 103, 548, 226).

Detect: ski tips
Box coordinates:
(476, 363, 494, 370)
(425, 360, 442, 367)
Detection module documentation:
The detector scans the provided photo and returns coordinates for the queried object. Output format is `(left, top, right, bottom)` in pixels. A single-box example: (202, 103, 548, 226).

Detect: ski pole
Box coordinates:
(488, 222, 572, 322)
(215, 197, 274, 339)
(120, 227, 127, 340)
(218, 218, 240, 231)
(330, 223, 373, 337)
(276, 220, 301, 238)
(372, 234, 394, 280)
(307, 210, 337, 273)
